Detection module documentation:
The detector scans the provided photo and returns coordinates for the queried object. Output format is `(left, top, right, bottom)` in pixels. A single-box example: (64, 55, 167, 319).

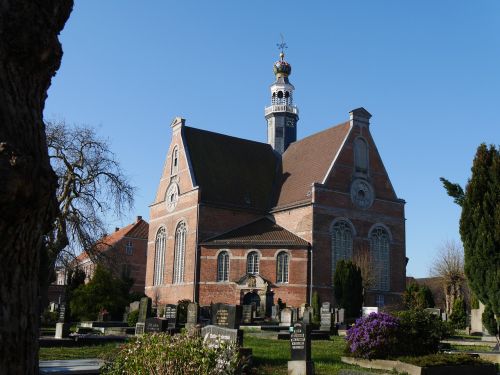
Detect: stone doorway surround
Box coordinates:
(237, 274, 273, 317)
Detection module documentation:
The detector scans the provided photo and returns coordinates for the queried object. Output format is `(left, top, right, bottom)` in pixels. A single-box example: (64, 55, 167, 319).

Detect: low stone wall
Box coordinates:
(341, 356, 497, 375)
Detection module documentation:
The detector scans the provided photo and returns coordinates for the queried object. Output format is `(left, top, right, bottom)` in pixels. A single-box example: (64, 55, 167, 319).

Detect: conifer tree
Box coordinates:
(441, 143, 500, 337)
(334, 260, 363, 318)
(449, 297, 467, 329)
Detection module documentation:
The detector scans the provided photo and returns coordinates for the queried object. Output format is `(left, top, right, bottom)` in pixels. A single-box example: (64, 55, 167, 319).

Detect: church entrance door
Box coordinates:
(243, 291, 260, 308)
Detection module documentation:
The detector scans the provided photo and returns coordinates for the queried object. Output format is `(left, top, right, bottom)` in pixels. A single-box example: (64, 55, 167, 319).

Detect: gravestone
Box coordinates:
(135, 322, 145, 336)
(288, 321, 313, 375)
(361, 307, 378, 317)
(144, 317, 169, 333)
(129, 300, 140, 312)
(138, 297, 152, 323)
(122, 306, 130, 323)
(164, 304, 178, 329)
(185, 302, 199, 331)
(211, 303, 242, 329)
(280, 307, 292, 327)
(242, 305, 253, 324)
(291, 307, 299, 323)
(55, 301, 70, 339)
(302, 307, 312, 324)
(271, 304, 280, 321)
(201, 325, 243, 348)
(320, 302, 332, 332)
(334, 308, 345, 324)
(424, 307, 441, 317)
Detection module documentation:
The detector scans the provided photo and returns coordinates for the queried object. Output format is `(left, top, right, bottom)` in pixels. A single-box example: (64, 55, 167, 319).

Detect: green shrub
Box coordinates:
(102, 332, 244, 375)
(403, 283, 434, 310)
(311, 292, 320, 324)
(41, 309, 59, 327)
(449, 297, 467, 329)
(127, 310, 139, 327)
(482, 303, 499, 336)
(334, 260, 363, 318)
(395, 310, 451, 356)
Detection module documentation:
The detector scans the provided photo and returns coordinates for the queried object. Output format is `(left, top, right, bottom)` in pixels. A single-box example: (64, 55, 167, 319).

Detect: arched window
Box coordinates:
(354, 137, 368, 173)
(276, 251, 289, 283)
(171, 146, 179, 175)
(331, 220, 353, 283)
(370, 226, 390, 291)
(153, 227, 166, 286)
(173, 222, 187, 284)
(217, 251, 229, 282)
(247, 251, 259, 275)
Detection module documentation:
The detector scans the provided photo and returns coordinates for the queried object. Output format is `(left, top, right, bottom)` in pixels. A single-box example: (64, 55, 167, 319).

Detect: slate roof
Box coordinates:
(201, 217, 310, 247)
(183, 126, 278, 210)
(275, 121, 351, 207)
(76, 218, 148, 262)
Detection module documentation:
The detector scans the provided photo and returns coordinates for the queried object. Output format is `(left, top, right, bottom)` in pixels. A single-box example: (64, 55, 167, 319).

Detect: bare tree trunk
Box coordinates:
(0, 1, 73, 374)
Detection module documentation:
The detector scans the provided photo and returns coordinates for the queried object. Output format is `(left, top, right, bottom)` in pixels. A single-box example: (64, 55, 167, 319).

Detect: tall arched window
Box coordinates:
(217, 251, 229, 282)
(354, 137, 368, 173)
(370, 226, 390, 291)
(331, 220, 353, 283)
(276, 251, 289, 283)
(153, 227, 166, 286)
(171, 146, 179, 175)
(247, 251, 259, 275)
(173, 221, 187, 284)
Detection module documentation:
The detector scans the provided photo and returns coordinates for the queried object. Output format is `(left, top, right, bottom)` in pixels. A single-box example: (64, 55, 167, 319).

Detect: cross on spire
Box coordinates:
(276, 34, 288, 58)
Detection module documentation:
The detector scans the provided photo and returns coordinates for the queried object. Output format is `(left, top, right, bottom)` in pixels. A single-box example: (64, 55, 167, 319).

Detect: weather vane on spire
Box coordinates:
(276, 34, 288, 59)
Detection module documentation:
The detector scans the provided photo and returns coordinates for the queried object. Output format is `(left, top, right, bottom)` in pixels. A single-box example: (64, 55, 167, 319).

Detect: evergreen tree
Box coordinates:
(334, 260, 363, 318)
(311, 291, 320, 324)
(441, 143, 500, 335)
(449, 297, 467, 329)
(482, 303, 499, 336)
(403, 283, 435, 310)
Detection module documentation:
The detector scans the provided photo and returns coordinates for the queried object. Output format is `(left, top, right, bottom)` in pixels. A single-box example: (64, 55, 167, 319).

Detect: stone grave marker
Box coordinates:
(362, 306, 378, 317)
(302, 307, 312, 324)
(280, 307, 292, 327)
(164, 304, 178, 329)
(320, 302, 332, 332)
(135, 322, 145, 336)
(291, 307, 299, 323)
(129, 300, 140, 312)
(55, 301, 70, 339)
(242, 305, 253, 324)
(138, 297, 152, 323)
(144, 317, 169, 333)
(201, 325, 243, 348)
(288, 321, 313, 375)
(271, 304, 280, 321)
(211, 303, 242, 329)
(424, 307, 441, 317)
(334, 308, 345, 324)
(185, 302, 199, 330)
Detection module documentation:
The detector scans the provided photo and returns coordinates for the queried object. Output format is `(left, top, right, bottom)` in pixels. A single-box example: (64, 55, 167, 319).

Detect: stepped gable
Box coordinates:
(201, 217, 309, 247)
(275, 121, 351, 207)
(183, 126, 278, 210)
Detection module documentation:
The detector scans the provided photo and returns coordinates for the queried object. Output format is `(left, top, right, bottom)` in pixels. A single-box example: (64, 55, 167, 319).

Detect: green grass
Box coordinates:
(244, 335, 385, 375)
(397, 353, 489, 367)
(39, 343, 123, 361)
(449, 344, 492, 352)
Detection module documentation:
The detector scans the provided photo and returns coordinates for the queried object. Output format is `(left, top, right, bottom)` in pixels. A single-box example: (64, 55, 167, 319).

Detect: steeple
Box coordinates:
(265, 39, 299, 155)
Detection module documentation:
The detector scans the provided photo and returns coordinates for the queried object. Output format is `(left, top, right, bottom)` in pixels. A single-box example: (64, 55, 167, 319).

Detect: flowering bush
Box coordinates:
(102, 331, 243, 375)
(345, 312, 400, 359)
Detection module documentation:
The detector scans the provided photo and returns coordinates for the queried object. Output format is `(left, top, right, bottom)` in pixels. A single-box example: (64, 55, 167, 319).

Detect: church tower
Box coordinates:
(265, 47, 299, 154)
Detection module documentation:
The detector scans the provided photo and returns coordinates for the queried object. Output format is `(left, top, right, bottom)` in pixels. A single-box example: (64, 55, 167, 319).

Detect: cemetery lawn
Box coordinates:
(39, 342, 123, 361)
(244, 335, 384, 374)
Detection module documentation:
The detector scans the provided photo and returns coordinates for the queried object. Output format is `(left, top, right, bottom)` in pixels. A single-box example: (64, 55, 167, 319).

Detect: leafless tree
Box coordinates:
(41, 120, 135, 301)
(0, 1, 73, 373)
(430, 239, 466, 315)
(353, 242, 376, 302)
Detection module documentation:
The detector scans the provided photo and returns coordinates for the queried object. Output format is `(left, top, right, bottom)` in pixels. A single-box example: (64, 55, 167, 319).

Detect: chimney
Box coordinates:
(136, 215, 142, 223)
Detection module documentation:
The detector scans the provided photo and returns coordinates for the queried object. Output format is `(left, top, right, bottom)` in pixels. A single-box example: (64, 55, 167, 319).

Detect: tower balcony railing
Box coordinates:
(264, 104, 299, 116)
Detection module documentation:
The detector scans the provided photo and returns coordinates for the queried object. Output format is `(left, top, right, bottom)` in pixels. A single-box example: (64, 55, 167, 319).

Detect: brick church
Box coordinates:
(145, 50, 406, 315)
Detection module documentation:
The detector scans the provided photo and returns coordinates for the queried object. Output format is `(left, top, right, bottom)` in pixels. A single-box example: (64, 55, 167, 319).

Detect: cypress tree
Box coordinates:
(334, 260, 363, 318)
(449, 297, 467, 329)
(441, 143, 500, 333)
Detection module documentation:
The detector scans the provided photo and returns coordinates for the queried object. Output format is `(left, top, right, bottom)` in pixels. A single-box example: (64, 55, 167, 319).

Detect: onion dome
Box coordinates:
(273, 52, 292, 76)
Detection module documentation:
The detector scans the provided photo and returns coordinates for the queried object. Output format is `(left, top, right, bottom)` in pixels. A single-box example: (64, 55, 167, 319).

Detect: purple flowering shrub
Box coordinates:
(345, 312, 400, 359)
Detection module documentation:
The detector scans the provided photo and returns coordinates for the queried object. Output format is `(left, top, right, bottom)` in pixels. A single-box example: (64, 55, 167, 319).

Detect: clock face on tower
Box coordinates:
(166, 183, 179, 212)
(350, 179, 374, 209)
(286, 119, 295, 127)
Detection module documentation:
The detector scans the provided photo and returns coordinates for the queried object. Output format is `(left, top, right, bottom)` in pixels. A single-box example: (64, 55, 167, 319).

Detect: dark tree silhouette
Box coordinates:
(0, 1, 73, 373)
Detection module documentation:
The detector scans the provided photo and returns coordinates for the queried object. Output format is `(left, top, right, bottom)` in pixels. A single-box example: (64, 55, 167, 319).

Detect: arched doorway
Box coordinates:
(243, 291, 260, 309)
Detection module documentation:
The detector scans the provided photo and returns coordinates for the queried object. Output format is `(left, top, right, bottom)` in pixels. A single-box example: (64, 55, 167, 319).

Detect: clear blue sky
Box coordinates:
(44, 1, 500, 278)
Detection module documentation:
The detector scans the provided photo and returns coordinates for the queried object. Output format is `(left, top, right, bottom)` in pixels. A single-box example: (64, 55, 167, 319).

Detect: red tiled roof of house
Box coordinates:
(201, 217, 310, 247)
(75, 218, 148, 262)
(274, 121, 351, 207)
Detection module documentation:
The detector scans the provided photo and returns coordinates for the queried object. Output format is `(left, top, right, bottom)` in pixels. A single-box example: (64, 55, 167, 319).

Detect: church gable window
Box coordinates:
(276, 251, 289, 283)
(370, 226, 390, 291)
(171, 146, 179, 175)
(153, 227, 166, 286)
(173, 221, 187, 284)
(354, 137, 369, 174)
(247, 251, 259, 275)
(331, 220, 353, 283)
(217, 251, 229, 282)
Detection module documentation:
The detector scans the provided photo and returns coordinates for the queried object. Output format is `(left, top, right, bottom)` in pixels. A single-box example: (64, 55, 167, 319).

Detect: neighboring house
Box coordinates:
(146, 51, 407, 314)
(58, 216, 149, 294)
